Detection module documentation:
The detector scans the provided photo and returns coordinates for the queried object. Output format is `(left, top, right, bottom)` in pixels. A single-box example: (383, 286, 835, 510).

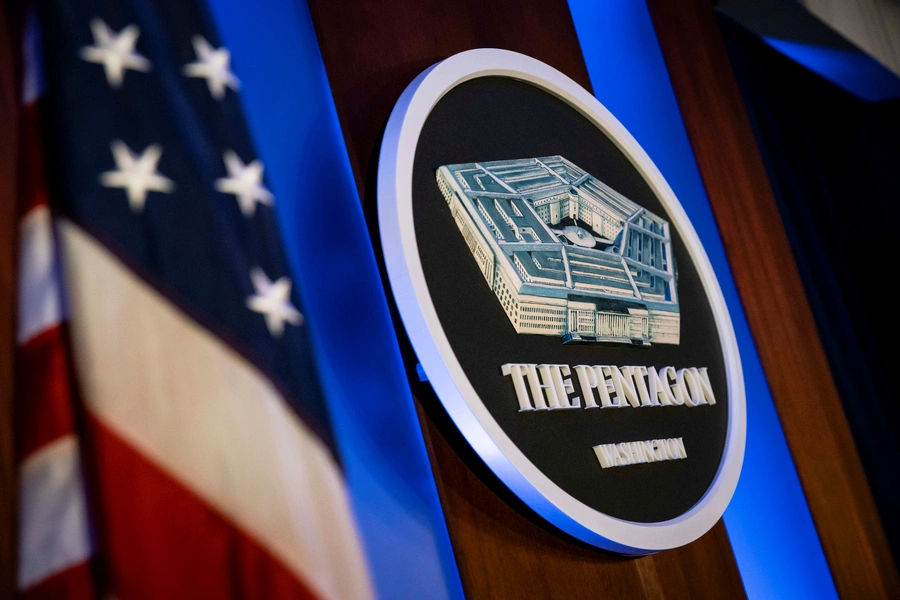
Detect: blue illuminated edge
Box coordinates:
(566, 1, 839, 595)
(204, 0, 466, 597)
(378, 49, 746, 554)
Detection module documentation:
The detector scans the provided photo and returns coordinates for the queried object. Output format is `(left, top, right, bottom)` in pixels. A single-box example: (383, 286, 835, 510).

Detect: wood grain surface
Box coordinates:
(646, 0, 900, 597)
(415, 383, 746, 600)
(305, 0, 747, 597)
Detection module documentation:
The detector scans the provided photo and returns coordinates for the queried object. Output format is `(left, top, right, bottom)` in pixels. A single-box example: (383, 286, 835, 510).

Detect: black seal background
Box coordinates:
(412, 77, 729, 524)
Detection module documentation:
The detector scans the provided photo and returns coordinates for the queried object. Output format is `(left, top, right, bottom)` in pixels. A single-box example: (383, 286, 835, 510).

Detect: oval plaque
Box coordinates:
(378, 49, 745, 553)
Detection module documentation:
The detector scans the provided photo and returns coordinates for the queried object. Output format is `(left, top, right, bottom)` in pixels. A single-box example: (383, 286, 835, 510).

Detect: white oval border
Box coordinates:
(378, 49, 745, 554)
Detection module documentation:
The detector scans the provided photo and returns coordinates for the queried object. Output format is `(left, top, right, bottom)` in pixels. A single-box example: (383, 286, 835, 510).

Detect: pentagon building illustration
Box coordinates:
(435, 156, 680, 345)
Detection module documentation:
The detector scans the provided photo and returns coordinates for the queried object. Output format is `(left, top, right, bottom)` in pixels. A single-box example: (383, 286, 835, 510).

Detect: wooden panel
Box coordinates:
(645, 1, 900, 598)
(306, 1, 747, 597)
(0, 4, 21, 597)
(306, 0, 592, 200)
(415, 384, 746, 600)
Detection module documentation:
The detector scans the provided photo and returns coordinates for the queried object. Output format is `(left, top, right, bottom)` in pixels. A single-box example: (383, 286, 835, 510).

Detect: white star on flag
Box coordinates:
(182, 35, 240, 100)
(100, 140, 175, 212)
(246, 268, 304, 337)
(80, 18, 151, 88)
(215, 151, 274, 216)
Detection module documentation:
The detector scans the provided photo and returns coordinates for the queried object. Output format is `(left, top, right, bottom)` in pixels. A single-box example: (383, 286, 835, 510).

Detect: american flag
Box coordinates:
(15, 2, 372, 598)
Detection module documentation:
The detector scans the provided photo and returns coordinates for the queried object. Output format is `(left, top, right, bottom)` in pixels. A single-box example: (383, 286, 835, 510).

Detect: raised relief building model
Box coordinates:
(436, 156, 680, 345)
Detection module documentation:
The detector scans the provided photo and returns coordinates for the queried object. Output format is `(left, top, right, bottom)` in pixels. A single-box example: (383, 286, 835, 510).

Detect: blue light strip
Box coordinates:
(567, 2, 838, 598)
(203, 1, 464, 598)
(763, 37, 900, 102)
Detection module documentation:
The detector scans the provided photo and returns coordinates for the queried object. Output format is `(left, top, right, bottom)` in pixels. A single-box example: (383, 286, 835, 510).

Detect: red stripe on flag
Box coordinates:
(19, 561, 95, 600)
(15, 12, 98, 597)
(17, 324, 77, 461)
(18, 101, 48, 218)
(87, 416, 322, 600)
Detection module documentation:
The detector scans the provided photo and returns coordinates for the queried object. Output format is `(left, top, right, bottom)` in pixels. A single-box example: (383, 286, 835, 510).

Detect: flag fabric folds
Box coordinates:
(15, 1, 373, 597)
(16, 12, 97, 597)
